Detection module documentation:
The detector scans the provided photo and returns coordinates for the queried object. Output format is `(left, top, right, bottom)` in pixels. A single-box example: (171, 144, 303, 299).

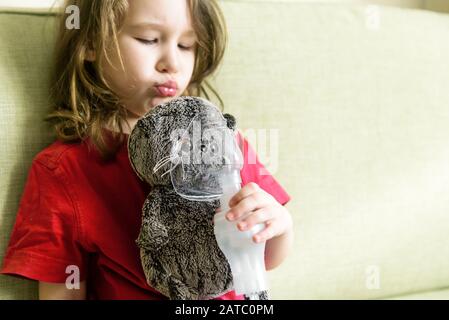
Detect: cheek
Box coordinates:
(179, 53, 196, 89)
(186, 52, 196, 73)
(102, 39, 154, 95)
(120, 40, 155, 80)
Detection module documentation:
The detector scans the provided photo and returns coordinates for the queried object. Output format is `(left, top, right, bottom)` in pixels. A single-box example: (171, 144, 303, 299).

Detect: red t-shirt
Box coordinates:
(0, 129, 290, 300)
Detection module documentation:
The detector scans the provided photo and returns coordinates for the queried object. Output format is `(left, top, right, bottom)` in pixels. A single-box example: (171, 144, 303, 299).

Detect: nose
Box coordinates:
(156, 43, 180, 74)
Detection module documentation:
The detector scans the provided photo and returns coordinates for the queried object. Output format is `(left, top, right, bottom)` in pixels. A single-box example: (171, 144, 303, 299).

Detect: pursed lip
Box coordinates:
(154, 80, 178, 97)
(157, 80, 178, 89)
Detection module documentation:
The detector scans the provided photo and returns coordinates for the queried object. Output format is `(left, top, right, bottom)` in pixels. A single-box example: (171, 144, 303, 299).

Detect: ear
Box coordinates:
(84, 48, 96, 62)
(83, 42, 96, 62)
(223, 113, 236, 130)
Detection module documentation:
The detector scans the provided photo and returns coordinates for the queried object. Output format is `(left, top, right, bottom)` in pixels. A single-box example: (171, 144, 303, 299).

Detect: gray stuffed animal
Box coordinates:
(128, 96, 268, 300)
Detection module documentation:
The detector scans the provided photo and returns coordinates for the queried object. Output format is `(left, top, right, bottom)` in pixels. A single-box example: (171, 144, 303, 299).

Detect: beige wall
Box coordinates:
(305, 0, 449, 13)
(313, 0, 423, 6)
(338, 0, 449, 13)
(237, 0, 449, 13)
(365, 0, 449, 12)
(425, 0, 449, 12)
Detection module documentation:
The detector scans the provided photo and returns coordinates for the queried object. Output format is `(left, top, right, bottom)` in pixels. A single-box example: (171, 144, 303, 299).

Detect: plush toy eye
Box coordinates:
(200, 144, 207, 152)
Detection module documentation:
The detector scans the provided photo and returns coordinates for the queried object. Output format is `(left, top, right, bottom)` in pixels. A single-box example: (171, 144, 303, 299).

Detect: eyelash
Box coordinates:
(135, 38, 192, 50)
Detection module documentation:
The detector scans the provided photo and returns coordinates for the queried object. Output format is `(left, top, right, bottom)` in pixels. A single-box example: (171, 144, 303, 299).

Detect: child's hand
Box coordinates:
(226, 182, 293, 243)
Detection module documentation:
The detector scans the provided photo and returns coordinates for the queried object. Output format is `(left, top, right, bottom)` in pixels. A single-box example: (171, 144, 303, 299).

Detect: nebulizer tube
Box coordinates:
(213, 167, 268, 296)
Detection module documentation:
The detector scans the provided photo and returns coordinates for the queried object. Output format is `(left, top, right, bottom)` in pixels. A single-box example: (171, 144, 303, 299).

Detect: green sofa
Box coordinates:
(1, 0, 449, 299)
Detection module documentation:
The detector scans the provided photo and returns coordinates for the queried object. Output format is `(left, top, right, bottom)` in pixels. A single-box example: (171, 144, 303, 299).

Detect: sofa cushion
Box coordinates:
(214, 1, 449, 298)
(0, 11, 56, 299)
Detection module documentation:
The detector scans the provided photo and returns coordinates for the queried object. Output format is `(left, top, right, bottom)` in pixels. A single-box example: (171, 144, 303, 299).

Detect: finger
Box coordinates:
(253, 220, 278, 243)
(228, 182, 260, 207)
(227, 192, 269, 221)
(237, 208, 274, 231)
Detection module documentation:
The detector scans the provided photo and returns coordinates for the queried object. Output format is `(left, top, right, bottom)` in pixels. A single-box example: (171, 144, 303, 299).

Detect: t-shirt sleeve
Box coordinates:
(238, 132, 291, 205)
(0, 159, 88, 283)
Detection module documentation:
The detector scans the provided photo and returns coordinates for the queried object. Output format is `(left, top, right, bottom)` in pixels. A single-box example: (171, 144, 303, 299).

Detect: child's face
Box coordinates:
(100, 0, 197, 121)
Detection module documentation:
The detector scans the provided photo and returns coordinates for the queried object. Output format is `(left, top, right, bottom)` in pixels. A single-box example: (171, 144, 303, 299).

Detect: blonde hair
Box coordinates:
(46, 0, 228, 160)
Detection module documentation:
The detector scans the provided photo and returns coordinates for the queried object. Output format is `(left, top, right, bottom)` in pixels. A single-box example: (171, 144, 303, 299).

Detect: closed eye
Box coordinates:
(135, 38, 157, 45)
(178, 44, 194, 50)
(135, 38, 194, 50)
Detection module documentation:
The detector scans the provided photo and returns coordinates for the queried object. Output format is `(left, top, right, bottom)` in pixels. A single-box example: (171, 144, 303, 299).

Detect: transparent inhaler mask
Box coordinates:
(157, 110, 268, 296)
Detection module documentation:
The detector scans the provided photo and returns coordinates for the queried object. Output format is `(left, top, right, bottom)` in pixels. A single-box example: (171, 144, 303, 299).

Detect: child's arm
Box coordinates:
(263, 214, 294, 270)
(39, 280, 86, 300)
(226, 182, 294, 271)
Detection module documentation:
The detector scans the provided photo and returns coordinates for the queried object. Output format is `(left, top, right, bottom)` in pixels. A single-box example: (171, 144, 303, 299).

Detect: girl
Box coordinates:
(0, 0, 293, 300)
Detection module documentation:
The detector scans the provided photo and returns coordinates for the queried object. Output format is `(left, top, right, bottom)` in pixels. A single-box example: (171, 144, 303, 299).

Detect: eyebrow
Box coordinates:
(129, 22, 196, 36)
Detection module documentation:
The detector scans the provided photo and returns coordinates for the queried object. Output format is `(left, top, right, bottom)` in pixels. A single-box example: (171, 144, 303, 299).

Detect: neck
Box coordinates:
(102, 109, 141, 135)
(124, 117, 139, 135)
(123, 109, 142, 134)
(102, 121, 132, 136)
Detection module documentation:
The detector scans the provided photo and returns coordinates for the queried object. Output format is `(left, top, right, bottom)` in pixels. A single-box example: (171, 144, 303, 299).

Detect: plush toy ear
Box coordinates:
(223, 113, 236, 130)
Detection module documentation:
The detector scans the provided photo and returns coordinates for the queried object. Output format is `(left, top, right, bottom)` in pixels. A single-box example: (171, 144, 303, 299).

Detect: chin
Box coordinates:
(148, 96, 179, 109)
